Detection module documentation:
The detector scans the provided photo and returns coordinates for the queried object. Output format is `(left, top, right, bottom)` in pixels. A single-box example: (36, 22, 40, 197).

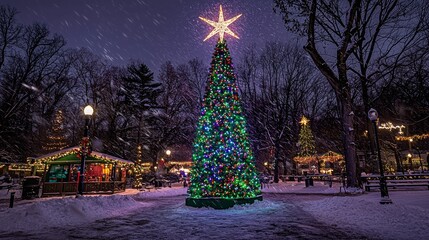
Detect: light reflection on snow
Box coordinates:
(174, 199, 282, 215)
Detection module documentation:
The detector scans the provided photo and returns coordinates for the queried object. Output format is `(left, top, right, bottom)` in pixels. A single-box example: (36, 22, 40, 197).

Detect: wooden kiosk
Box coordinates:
(35, 147, 132, 197)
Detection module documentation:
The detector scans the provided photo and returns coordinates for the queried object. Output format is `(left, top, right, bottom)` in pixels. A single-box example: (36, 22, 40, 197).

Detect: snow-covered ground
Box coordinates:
(295, 183, 429, 239)
(0, 194, 148, 232)
(0, 181, 428, 239)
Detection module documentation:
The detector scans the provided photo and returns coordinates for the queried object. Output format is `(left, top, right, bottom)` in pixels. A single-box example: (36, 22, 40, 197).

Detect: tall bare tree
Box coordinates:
(274, 0, 428, 187)
(0, 9, 72, 160)
(238, 42, 319, 182)
(0, 6, 21, 71)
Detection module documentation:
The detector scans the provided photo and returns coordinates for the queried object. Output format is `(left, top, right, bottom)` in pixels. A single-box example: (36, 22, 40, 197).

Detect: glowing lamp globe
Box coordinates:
(84, 105, 94, 116)
(368, 108, 378, 122)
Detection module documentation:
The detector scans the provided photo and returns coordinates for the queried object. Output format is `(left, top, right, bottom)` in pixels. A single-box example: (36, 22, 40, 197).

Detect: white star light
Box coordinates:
(199, 5, 242, 42)
(300, 116, 309, 126)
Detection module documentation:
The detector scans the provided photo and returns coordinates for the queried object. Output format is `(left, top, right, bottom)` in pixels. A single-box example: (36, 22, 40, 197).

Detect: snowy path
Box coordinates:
(2, 183, 428, 239)
(4, 193, 369, 240)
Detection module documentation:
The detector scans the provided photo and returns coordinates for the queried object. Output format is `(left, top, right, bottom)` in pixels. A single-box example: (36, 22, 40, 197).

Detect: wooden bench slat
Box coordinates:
(364, 179, 429, 191)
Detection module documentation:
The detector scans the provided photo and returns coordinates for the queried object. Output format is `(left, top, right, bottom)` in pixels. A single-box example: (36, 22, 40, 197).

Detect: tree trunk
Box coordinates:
(283, 159, 288, 175)
(301, 0, 360, 188)
(394, 146, 403, 174)
(339, 92, 358, 187)
(273, 140, 280, 183)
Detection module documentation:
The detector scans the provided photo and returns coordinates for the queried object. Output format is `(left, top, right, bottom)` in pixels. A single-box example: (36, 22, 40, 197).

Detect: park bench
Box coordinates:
(140, 179, 171, 192)
(260, 177, 273, 189)
(0, 184, 12, 190)
(364, 179, 429, 192)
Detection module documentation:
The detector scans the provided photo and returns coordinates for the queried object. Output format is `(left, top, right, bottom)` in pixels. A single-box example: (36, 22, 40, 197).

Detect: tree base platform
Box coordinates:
(185, 196, 263, 209)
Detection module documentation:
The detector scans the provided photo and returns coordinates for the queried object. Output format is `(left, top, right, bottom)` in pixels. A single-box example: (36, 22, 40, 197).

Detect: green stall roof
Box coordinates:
(34, 147, 133, 166)
(53, 153, 109, 164)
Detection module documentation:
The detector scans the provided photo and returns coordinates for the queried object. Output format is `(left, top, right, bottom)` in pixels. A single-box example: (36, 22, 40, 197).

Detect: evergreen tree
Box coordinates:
(43, 110, 68, 153)
(121, 63, 162, 188)
(187, 40, 261, 206)
(121, 63, 162, 114)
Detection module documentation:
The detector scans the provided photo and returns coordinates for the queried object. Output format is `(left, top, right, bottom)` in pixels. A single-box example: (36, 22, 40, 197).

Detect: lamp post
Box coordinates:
(427, 154, 429, 172)
(165, 149, 171, 173)
(77, 104, 94, 196)
(407, 153, 413, 171)
(408, 138, 414, 171)
(264, 161, 270, 175)
(368, 108, 392, 204)
(416, 147, 423, 172)
(166, 149, 171, 164)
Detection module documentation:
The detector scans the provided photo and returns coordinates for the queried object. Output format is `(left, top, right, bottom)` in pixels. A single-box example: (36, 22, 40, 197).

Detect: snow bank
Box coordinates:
(0, 188, 21, 200)
(136, 186, 188, 198)
(301, 195, 429, 240)
(0, 195, 149, 232)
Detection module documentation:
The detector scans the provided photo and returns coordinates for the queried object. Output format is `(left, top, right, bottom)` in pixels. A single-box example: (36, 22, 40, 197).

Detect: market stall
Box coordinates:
(35, 147, 132, 196)
(294, 151, 344, 175)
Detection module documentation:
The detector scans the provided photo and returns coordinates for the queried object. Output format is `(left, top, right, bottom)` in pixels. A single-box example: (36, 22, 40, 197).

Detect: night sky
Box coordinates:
(1, 0, 294, 74)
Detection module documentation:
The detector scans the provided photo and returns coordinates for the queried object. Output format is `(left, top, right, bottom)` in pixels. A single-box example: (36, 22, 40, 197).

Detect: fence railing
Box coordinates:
(42, 181, 126, 196)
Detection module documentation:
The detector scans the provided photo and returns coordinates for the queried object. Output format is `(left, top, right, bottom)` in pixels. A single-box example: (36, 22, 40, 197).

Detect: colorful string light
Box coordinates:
(188, 40, 261, 199)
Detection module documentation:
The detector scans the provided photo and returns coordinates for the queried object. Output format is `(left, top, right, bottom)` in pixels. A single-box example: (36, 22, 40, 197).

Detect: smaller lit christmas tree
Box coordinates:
(295, 116, 318, 173)
(297, 116, 316, 157)
(43, 110, 68, 153)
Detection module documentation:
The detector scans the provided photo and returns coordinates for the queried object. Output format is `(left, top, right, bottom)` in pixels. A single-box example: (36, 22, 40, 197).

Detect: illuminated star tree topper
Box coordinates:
(300, 116, 309, 126)
(199, 5, 242, 42)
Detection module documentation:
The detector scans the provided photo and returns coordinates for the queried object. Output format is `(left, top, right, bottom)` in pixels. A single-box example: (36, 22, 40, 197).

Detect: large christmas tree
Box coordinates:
(186, 6, 261, 209)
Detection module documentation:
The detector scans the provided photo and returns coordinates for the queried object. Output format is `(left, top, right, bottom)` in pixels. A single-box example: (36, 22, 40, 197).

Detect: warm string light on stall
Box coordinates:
(35, 148, 132, 168)
(396, 133, 429, 141)
(294, 151, 343, 164)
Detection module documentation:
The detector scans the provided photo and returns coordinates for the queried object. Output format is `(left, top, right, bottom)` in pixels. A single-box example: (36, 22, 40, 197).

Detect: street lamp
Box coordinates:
(78, 104, 94, 196)
(165, 149, 172, 173)
(416, 147, 423, 172)
(368, 108, 392, 204)
(408, 138, 413, 170)
(264, 161, 269, 173)
(407, 153, 413, 170)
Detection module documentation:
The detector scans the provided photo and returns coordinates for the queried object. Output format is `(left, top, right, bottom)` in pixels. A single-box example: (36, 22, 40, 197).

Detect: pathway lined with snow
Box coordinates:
(0, 182, 428, 239)
(5, 194, 368, 240)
